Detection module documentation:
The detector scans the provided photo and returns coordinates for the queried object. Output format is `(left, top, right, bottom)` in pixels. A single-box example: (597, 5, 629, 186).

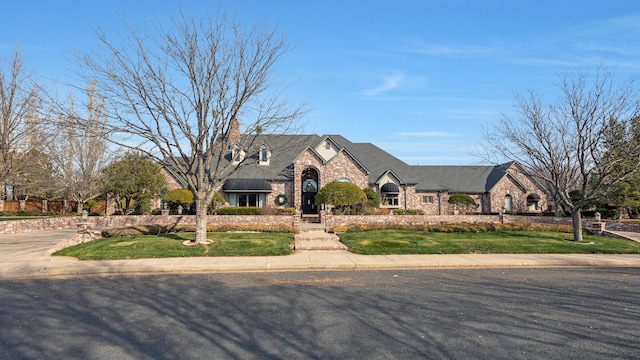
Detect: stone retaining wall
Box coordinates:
(3, 213, 640, 234)
(0, 215, 296, 234)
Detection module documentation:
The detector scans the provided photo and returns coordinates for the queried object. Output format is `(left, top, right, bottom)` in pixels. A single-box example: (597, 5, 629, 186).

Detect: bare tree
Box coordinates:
(49, 81, 112, 213)
(0, 47, 45, 200)
(76, 11, 305, 243)
(484, 65, 640, 241)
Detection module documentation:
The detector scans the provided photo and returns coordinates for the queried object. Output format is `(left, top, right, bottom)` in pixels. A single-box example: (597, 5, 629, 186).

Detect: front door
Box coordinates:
(302, 192, 316, 214)
(301, 168, 319, 214)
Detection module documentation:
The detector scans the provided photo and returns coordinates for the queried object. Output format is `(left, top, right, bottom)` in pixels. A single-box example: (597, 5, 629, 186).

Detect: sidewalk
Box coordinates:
(2, 229, 640, 279)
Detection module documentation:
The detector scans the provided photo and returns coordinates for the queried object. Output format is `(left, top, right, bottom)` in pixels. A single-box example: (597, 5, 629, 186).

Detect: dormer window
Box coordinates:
(232, 146, 245, 165)
(259, 146, 270, 165)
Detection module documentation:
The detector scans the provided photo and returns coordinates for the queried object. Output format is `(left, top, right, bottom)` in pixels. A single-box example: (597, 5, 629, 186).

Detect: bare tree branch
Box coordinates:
(483, 63, 640, 241)
(74, 10, 305, 243)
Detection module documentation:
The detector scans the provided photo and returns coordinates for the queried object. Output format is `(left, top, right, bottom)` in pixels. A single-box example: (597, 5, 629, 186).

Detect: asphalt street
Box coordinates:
(1, 268, 639, 359)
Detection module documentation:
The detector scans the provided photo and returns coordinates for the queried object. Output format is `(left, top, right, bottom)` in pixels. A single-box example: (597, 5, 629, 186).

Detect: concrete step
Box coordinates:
(298, 223, 326, 232)
(294, 232, 348, 251)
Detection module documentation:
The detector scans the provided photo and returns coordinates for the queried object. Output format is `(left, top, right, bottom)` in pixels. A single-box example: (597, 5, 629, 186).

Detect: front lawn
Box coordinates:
(338, 230, 640, 255)
(54, 232, 295, 260)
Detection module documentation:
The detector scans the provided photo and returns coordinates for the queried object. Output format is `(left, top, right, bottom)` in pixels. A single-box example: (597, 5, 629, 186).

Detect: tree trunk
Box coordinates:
(194, 192, 209, 244)
(570, 208, 583, 242)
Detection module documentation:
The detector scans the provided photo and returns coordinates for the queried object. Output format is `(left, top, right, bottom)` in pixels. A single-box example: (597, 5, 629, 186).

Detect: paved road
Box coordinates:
(1, 268, 639, 359)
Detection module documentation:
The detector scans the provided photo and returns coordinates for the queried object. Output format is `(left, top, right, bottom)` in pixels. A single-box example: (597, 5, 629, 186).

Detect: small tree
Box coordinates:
(363, 187, 380, 209)
(448, 193, 478, 214)
(100, 153, 167, 214)
(163, 188, 194, 212)
(315, 181, 367, 214)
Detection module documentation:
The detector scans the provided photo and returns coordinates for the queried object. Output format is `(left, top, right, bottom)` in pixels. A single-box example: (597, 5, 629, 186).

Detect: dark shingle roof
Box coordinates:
(410, 165, 507, 193)
(168, 132, 514, 195)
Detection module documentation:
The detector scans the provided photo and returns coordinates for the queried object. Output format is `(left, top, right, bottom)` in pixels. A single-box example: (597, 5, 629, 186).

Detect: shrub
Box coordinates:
(330, 221, 573, 234)
(216, 207, 262, 215)
(393, 209, 424, 215)
(102, 223, 297, 237)
(0, 210, 58, 217)
(163, 188, 194, 209)
(208, 192, 226, 214)
(448, 193, 479, 213)
(133, 197, 152, 215)
(363, 188, 380, 208)
(316, 181, 367, 211)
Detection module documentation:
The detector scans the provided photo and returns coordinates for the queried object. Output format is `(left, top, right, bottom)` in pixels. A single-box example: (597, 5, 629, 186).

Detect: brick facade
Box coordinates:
(291, 149, 369, 210)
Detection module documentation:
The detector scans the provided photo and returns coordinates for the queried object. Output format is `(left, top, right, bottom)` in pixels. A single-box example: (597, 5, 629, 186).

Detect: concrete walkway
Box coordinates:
(2, 229, 640, 279)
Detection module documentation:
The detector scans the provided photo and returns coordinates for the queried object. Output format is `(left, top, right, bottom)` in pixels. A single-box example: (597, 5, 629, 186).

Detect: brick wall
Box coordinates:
(4, 213, 638, 235)
(0, 215, 296, 234)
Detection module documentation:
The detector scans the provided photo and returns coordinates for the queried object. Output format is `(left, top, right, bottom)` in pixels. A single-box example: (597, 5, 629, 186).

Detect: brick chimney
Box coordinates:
(229, 118, 240, 145)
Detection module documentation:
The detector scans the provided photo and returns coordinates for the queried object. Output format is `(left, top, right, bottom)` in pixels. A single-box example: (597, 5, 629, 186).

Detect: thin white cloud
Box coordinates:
(363, 73, 406, 96)
(395, 131, 457, 137)
(400, 38, 497, 58)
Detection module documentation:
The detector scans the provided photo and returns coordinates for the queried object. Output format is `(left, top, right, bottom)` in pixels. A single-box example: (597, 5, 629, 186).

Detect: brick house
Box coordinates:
(164, 126, 549, 215)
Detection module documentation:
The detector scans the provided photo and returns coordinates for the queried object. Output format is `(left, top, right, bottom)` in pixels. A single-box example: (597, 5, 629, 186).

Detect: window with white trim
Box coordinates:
(228, 193, 266, 207)
(259, 146, 270, 165)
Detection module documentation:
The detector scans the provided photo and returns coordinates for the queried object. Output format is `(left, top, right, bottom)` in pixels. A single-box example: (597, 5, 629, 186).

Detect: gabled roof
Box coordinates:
(326, 135, 414, 184)
(410, 165, 505, 193)
(165, 132, 531, 196)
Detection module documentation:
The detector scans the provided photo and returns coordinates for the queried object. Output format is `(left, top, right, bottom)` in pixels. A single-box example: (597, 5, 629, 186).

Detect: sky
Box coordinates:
(2, 0, 640, 165)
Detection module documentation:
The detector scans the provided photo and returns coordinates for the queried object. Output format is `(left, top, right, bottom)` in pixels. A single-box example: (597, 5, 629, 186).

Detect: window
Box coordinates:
(232, 147, 245, 164)
(259, 147, 270, 165)
(382, 194, 399, 206)
(228, 193, 266, 207)
(422, 195, 434, 204)
(380, 182, 400, 208)
(504, 194, 513, 211)
(338, 177, 351, 182)
(303, 179, 318, 192)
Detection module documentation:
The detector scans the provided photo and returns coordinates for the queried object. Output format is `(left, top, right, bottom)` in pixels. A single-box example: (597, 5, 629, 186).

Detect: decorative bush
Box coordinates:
(448, 193, 479, 213)
(315, 181, 367, 212)
(208, 192, 226, 214)
(392, 209, 424, 215)
(216, 207, 262, 215)
(163, 188, 194, 208)
(328, 222, 573, 234)
(102, 223, 297, 237)
(363, 188, 380, 208)
(133, 197, 152, 215)
(0, 210, 59, 217)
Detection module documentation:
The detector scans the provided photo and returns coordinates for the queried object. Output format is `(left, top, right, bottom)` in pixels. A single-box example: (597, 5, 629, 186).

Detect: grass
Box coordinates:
(54, 232, 295, 260)
(338, 230, 640, 255)
(0, 216, 59, 221)
(54, 229, 640, 260)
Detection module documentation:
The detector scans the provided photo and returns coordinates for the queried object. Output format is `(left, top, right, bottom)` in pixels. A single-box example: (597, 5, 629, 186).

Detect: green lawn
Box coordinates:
(54, 232, 295, 260)
(0, 217, 56, 221)
(54, 229, 640, 260)
(338, 230, 640, 255)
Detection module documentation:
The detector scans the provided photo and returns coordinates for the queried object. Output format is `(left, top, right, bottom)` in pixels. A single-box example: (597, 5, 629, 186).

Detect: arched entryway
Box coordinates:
(301, 168, 319, 214)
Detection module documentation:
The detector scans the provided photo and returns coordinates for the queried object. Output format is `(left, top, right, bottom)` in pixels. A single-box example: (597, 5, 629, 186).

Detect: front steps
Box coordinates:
(294, 221, 348, 251)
